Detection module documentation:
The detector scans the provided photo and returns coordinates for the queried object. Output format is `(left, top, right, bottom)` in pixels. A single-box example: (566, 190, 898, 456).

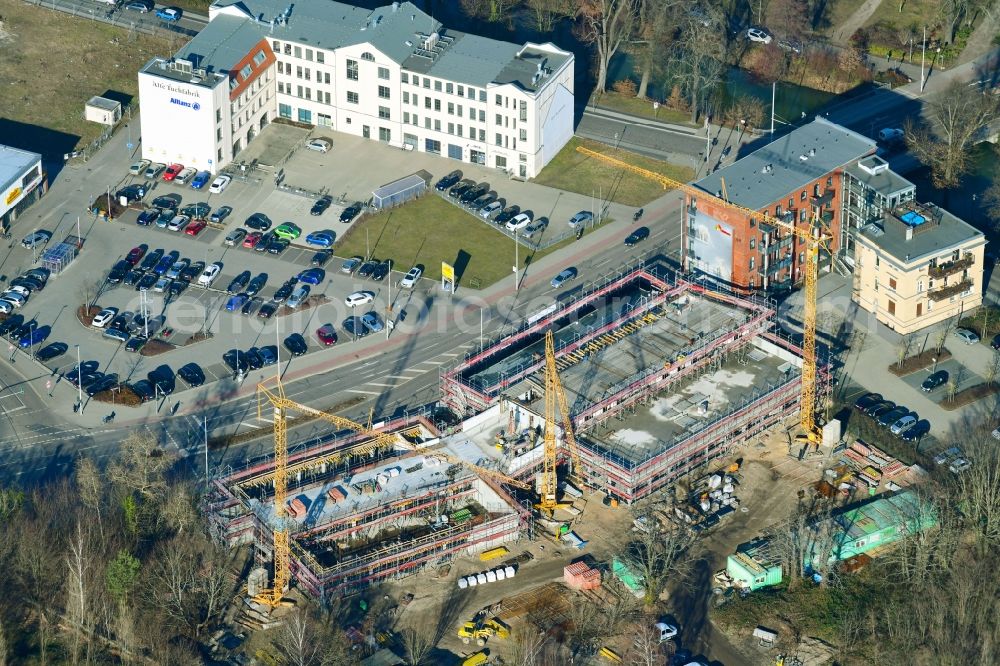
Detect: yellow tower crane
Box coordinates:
(575, 145, 825, 445)
(535, 329, 583, 515)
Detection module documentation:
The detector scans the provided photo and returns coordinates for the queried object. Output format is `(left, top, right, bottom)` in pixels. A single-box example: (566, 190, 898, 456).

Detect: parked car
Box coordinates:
(92, 308, 118, 329)
(340, 202, 363, 223)
(21, 230, 51, 249)
(495, 205, 519, 225)
(550, 267, 578, 289)
(266, 238, 289, 254)
(361, 312, 384, 333)
(180, 202, 210, 220)
(86, 374, 119, 397)
(152, 276, 171, 293)
(273, 222, 301, 241)
(890, 413, 919, 435)
(435, 170, 462, 191)
(224, 227, 247, 246)
(448, 179, 475, 199)
(162, 163, 184, 181)
(273, 281, 294, 302)
(624, 227, 651, 246)
(949, 458, 972, 474)
(305, 230, 335, 247)
(137, 273, 158, 291)
(371, 260, 391, 281)
(129, 159, 150, 176)
(211, 206, 233, 224)
(316, 323, 337, 346)
(506, 213, 532, 231)
(471, 194, 497, 212)
(155, 210, 174, 228)
(152, 194, 180, 210)
(747, 27, 772, 44)
(345, 291, 375, 307)
(136, 208, 160, 226)
(258, 301, 279, 319)
(144, 163, 166, 179)
(154, 6, 181, 20)
(460, 183, 489, 204)
(853, 392, 883, 411)
(226, 293, 249, 312)
(130, 380, 156, 402)
(357, 260, 378, 279)
(147, 365, 175, 396)
(254, 231, 274, 252)
(283, 333, 308, 356)
(921, 370, 949, 392)
(242, 296, 264, 316)
(992, 333, 1000, 351)
(198, 262, 222, 286)
(166, 259, 189, 279)
(184, 220, 207, 236)
(400, 267, 422, 288)
(125, 245, 148, 265)
(242, 231, 264, 248)
(116, 184, 147, 203)
(190, 170, 212, 189)
(286, 285, 311, 308)
(865, 400, 896, 417)
(167, 214, 190, 232)
(126, 0, 154, 12)
(227, 271, 251, 294)
(343, 316, 367, 338)
(180, 261, 205, 282)
(341, 257, 362, 274)
(480, 201, 503, 219)
(106, 260, 132, 284)
(877, 406, 909, 427)
(311, 249, 332, 266)
(258, 345, 279, 366)
(177, 363, 205, 387)
(245, 213, 272, 230)
(174, 167, 196, 185)
(36, 342, 68, 361)
(311, 196, 333, 216)
(568, 210, 593, 228)
(297, 268, 325, 285)
(522, 219, 548, 237)
(104, 327, 130, 343)
(306, 138, 332, 153)
(139, 248, 163, 272)
(954, 328, 979, 344)
(209, 174, 232, 194)
(900, 419, 930, 443)
(246, 273, 268, 297)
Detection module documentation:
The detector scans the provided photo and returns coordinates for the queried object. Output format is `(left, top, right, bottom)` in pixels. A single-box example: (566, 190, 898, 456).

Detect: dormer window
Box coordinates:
(361, 52, 375, 61)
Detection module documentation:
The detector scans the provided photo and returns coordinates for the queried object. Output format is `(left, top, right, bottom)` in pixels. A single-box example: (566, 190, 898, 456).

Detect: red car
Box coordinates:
(184, 220, 207, 236)
(125, 244, 148, 266)
(162, 163, 184, 181)
(242, 231, 263, 248)
(316, 323, 337, 346)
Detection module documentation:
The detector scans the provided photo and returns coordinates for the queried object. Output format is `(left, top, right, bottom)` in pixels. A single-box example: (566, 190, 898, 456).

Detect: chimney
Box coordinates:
(905, 225, 913, 241)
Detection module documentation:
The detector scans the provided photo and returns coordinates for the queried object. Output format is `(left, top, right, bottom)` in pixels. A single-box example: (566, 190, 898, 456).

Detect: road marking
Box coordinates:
(345, 389, 380, 395)
(386, 374, 419, 379)
(365, 382, 397, 387)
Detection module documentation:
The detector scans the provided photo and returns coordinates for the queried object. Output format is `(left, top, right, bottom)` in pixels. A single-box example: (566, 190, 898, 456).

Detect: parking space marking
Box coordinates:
(366, 382, 398, 387)
(346, 389, 380, 395)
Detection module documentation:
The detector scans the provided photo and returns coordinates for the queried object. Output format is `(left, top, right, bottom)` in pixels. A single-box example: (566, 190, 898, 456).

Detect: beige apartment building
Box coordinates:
(853, 201, 985, 334)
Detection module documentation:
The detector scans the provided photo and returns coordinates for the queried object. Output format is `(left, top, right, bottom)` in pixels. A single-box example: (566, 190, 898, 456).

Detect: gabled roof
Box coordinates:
(175, 13, 267, 75)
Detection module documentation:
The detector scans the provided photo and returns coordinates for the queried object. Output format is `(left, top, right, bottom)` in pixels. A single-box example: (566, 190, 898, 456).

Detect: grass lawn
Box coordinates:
(0, 0, 178, 152)
(863, 0, 941, 34)
(588, 91, 694, 126)
(823, 0, 868, 36)
(334, 195, 518, 288)
(532, 137, 695, 207)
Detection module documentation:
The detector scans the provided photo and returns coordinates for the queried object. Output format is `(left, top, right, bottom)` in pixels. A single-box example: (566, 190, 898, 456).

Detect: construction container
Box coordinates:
(495, 568, 507, 581)
(467, 576, 478, 587)
(327, 486, 347, 503)
(561, 482, 583, 499)
(377, 473, 389, 486)
(476, 573, 487, 585)
(504, 566, 515, 578)
(480, 546, 509, 562)
(458, 577, 469, 589)
(486, 570, 497, 583)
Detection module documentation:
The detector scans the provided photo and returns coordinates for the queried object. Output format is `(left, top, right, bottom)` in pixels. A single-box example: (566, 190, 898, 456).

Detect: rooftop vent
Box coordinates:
(392, 1, 400, 11)
(857, 155, 889, 176)
(809, 148, 816, 156)
(173, 59, 193, 74)
(425, 32, 438, 49)
(799, 154, 809, 161)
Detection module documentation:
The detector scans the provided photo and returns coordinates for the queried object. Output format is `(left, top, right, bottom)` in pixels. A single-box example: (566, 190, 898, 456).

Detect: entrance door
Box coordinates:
(362, 125, 370, 139)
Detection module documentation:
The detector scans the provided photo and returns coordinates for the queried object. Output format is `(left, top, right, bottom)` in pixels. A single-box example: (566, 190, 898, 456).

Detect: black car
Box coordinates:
(283, 333, 308, 357)
(115, 184, 147, 203)
(130, 379, 156, 403)
(210, 206, 233, 224)
(86, 374, 119, 398)
(311, 249, 332, 266)
(180, 202, 210, 220)
(0, 315, 23, 338)
(900, 419, 930, 442)
(273, 282, 294, 302)
(124, 337, 147, 353)
(357, 260, 378, 279)
(853, 392, 883, 411)
(10, 277, 44, 293)
(921, 370, 949, 392)
(227, 270, 252, 295)
(24, 268, 49, 285)
(13, 320, 37, 341)
(139, 249, 164, 272)
(123, 268, 144, 287)
(245, 213, 272, 230)
(459, 182, 489, 204)
(242, 296, 264, 316)
(865, 400, 896, 417)
(877, 406, 909, 427)
(624, 227, 650, 246)
(107, 260, 132, 284)
(343, 316, 368, 338)
(136, 209, 159, 226)
(128, 315, 148, 336)
(266, 239, 289, 255)
(258, 301, 279, 319)
(180, 261, 205, 282)
(470, 194, 496, 212)
(448, 179, 475, 199)
(495, 205, 519, 225)
(168, 280, 188, 297)
(79, 372, 105, 390)
(258, 345, 278, 366)
(253, 231, 274, 252)
(36, 342, 68, 361)
(222, 349, 250, 374)
(66, 361, 99, 386)
(340, 202, 363, 223)
(311, 195, 333, 216)
(244, 347, 264, 370)
(178, 363, 205, 387)
(992, 333, 1000, 351)
(152, 194, 180, 211)
(435, 170, 462, 191)
(371, 260, 391, 281)
(246, 273, 268, 297)
(147, 365, 175, 396)
(137, 273, 158, 291)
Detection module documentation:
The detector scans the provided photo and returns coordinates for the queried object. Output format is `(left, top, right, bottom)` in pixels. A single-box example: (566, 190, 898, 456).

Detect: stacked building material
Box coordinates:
(563, 561, 601, 590)
(327, 486, 347, 503)
(287, 497, 307, 519)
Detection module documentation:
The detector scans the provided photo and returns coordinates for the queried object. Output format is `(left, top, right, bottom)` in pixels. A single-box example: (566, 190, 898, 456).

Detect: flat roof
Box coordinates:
(693, 117, 876, 210)
(0, 144, 41, 194)
(858, 202, 984, 262)
(834, 491, 931, 539)
(844, 159, 915, 197)
(86, 96, 121, 111)
(208, 0, 569, 90)
(581, 348, 798, 465)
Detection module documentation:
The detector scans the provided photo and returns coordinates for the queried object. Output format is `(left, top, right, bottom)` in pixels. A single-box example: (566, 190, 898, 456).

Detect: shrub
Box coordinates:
(612, 79, 638, 97)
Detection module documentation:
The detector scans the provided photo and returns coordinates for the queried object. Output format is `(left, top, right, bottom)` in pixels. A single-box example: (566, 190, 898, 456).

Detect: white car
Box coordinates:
(198, 262, 222, 287)
(167, 214, 190, 232)
(306, 138, 332, 153)
(506, 212, 532, 231)
(0, 291, 26, 308)
(954, 328, 979, 345)
(209, 174, 232, 194)
(174, 167, 197, 185)
(480, 201, 503, 219)
(287, 285, 311, 308)
(747, 27, 772, 44)
(400, 267, 422, 288)
(92, 307, 118, 329)
(344, 290, 375, 307)
(568, 210, 593, 228)
(6, 285, 31, 299)
(129, 159, 150, 176)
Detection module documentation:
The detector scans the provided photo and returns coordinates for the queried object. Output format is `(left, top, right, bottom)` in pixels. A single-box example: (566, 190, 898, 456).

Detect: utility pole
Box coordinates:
(203, 416, 209, 483)
(75, 344, 82, 409)
(770, 82, 776, 136)
(513, 233, 519, 291)
(920, 26, 927, 92)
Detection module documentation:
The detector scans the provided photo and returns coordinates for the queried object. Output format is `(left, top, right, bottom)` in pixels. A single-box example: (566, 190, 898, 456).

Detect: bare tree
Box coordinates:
(672, 8, 727, 124)
(578, 0, 639, 92)
(161, 484, 198, 536)
(78, 277, 103, 312)
(985, 352, 1000, 386)
(107, 432, 174, 503)
(619, 516, 696, 604)
(525, 0, 575, 31)
(460, 0, 520, 23)
(983, 180, 1000, 230)
(626, 621, 668, 666)
(276, 610, 323, 666)
(506, 623, 547, 666)
(399, 625, 435, 666)
(0, 616, 7, 666)
(629, 0, 680, 99)
(65, 521, 95, 665)
(765, 0, 810, 38)
(906, 83, 999, 189)
(145, 536, 234, 637)
(75, 456, 104, 539)
(566, 592, 605, 659)
(958, 442, 1000, 548)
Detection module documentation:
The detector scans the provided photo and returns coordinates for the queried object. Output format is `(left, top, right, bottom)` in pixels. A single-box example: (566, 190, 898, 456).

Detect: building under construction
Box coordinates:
(442, 264, 820, 502)
(205, 414, 529, 598)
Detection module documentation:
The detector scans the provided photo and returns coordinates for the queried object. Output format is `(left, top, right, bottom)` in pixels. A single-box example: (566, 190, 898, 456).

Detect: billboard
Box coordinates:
(441, 262, 455, 293)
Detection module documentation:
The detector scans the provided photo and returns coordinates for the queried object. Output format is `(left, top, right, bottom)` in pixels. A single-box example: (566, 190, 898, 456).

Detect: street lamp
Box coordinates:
(74, 344, 82, 409)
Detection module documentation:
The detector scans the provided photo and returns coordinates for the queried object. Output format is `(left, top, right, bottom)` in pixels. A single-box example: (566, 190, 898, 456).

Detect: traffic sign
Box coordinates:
(127, 142, 134, 150)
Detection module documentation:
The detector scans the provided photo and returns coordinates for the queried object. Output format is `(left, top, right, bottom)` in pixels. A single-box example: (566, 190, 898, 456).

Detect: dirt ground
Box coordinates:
(0, 0, 178, 153)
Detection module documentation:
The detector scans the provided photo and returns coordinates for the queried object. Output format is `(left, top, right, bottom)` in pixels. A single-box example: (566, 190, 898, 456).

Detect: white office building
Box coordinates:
(0, 144, 45, 232)
(138, 0, 574, 177)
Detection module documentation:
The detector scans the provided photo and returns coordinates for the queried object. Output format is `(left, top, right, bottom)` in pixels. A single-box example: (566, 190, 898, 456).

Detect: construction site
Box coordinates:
(443, 265, 820, 502)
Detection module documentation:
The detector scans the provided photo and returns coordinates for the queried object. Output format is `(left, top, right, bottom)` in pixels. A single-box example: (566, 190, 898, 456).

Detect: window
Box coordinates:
(458, 85, 464, 96)
(216, 109, 222, 123)
(217, 128, 222, 141)
(750, 257, 755, 270)
(378, 66, 390, 80)
(304, 69, 311, 81)
(298, 108, 311, 123)
(316, 52, 324, 64)
(917, 280, 924, 293)
(323, 92, 331, 104)
(447, 122, 454, 134)
(346, 59, 358, 81)
(458, 104, 463, 116)
(750, 239, 755, 249)
(519, 129, 527, 141)
(295, 66, 302, 78)
(424, 117, 431, 129)
(434, 99, 441, 112)
(788, 198, 793, 209)
(434, 119, 441, 131)
(272, 40, 279, 51)
(379, 127, 391, 142)
(495, 114, 502, 125)
(378, 85, 390, 99)
(434, 80, 442, 91)
(425, 97, 431, 109)
(324, 72, 330, 84)
(446, 82, 453, 94)
(379, 106, 390, 120)
(304, 88, 311, 100)
(495, 94, 502, 105)
(479, 129, 485, 142)
(347, 91, 359, 104)
(305, 49, 313, 61)
(403, 111, 410, 124)
(361, 52, 375, 61)
(240, 64, 252, 79)
(423, 78, 430, 89)
(826, 176, 833, 187)
(296, 85, 303, 98)
(278, 82, 286, 94)
(889, 277, 897, 290)
(496, 155, 507, 168)
(495, 133, 503, 146)
(425, 138, 440, 153)
(478, 110, 485, 122)
(277, 61, 285, 75)
(457, 126, 463, 137)
(479, 90, 486, 102)
(916, 303, 923, 316)
(253, 50, 266, 66)
(401, 73, 409, 83)
(412, 75, 419, 85)
(294, 46, 301, 58)
(887, 300, 896, 315)
(283, 44, 291, 55)
(447, 102, 454, 115)
(403, 91, 409, 104)
(800, 191, 807, 201)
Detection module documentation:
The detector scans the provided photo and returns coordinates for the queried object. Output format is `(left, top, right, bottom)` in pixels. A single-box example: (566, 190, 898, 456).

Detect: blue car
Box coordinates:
(297, 268, 326, 285)
(155, 6, 182, 21)
(19, 324, 50, 348)
(226, 293, 249, 312)
(153, 251, 179, 276)
(191, 170, 211, 189)
(305, 230, 335, 248)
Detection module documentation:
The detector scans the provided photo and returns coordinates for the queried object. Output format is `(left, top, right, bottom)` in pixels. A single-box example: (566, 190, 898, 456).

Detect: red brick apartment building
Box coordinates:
(683, 117, 877, 292)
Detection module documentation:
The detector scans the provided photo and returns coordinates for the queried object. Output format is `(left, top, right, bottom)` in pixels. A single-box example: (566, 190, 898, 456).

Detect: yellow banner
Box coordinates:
(5, 187, 21, 205)
(441, 262, 455, 282)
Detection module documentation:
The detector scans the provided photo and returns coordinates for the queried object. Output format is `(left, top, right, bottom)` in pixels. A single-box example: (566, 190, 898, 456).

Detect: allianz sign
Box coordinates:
(170, 97, 201, 111)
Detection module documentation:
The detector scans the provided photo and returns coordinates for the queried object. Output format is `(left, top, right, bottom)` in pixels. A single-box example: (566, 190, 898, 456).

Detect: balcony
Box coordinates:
(811, 189, 836, 207)
(927, 279, 974, 302)
(928, 254, 974, 278)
